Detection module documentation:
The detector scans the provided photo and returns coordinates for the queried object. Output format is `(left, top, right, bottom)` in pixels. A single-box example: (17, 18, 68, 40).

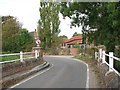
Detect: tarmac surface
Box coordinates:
(9, 56, 88, 88)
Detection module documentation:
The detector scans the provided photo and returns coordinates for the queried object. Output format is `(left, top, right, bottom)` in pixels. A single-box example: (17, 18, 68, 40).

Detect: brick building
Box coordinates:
(34, 29, 39, 39)
(61, 36, 83, 48)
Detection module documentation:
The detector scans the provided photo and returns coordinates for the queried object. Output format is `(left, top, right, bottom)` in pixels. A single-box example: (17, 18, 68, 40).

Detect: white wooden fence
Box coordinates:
(95, 49, 120, 76)
(0, 50, 39, 64)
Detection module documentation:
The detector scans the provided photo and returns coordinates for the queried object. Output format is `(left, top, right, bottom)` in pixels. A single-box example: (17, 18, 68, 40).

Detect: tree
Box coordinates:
(38, 2, 60, 49)
(72, 32, 81, 37)
(57, 35, 68, 48)
(15, 29, 34, 52)
(72, 32, 77, 37)
(61, 2, 120, 53)
(2, 16, 34, 52)
(2, 16, 22, 52)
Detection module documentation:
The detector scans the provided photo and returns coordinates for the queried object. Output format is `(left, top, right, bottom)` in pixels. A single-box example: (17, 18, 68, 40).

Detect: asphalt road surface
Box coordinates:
(10, 56, 89, 88)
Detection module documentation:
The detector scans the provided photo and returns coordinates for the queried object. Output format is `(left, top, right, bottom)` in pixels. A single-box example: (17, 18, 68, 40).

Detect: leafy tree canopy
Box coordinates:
(60, 2, 120, 53)
(72, 32, 81, 37)
(2, 16, 34, 52)
(38, 2, 60, 49)
(2, 16, 21, 52)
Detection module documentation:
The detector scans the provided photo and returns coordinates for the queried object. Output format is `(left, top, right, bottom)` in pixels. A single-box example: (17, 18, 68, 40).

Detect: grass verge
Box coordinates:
(0, 52, 20, 63)
(73, 53, 106, 88)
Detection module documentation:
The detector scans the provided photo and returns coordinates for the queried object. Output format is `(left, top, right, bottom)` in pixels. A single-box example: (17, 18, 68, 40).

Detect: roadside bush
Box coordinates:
(77, 48, 82, 54)
(44, 48, 59, 55)
(85, 47, 98, 58)
(114, 60, 120, 73)
(44, 48, 70, 55)
(86, 48, 94, 56)
(72, 44, 81, 48)
(59, 48, 70, 55)
(114, 45, 120, 58)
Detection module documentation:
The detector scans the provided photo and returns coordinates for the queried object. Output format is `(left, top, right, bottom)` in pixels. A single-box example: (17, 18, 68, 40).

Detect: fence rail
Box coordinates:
(95, 49, 120, 76)
(0, 50, 39, 64)
(0, 53, 20, 56)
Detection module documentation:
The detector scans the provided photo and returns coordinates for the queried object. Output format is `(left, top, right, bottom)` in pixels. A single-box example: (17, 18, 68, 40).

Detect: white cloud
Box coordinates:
(59, 13, 82, 39)
(0, 0, 82, 39)
(0, 0, 40, 32)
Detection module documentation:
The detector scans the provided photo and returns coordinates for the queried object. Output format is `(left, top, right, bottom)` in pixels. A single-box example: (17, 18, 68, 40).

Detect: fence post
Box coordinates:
(37, 51, 39, 57)
(109, 52, 113, 71)
(95, 52, 97, 60)
(99, 49, 102, 59)
(20, 51, 23, 62)
(102, 50, 105, 63)
(35, 50, 38, 59)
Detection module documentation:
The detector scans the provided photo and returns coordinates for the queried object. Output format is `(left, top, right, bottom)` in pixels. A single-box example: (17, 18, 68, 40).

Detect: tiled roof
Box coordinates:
(67, 40, 82, 45)
(64, 36, 82, 43)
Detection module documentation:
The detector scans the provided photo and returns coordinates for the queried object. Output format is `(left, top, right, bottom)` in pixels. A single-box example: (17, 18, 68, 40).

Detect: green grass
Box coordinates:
(114, 60, 120, 72)
(2, 55, 20, 62)
(73, 54, 91, 61)
(73, 51, 120, 73)
(0, 52, 20, 62)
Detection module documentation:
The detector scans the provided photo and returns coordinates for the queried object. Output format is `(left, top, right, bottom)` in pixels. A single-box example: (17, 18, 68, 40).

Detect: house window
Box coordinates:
(68, 45, 70, 48)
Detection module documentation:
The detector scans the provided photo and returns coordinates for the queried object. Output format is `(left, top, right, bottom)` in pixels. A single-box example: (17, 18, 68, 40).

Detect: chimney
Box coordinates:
(34, 29, 38, 39)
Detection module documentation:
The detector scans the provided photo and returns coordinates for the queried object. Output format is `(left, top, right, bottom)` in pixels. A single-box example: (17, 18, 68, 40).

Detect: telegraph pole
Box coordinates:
(82, 37, 85, 56)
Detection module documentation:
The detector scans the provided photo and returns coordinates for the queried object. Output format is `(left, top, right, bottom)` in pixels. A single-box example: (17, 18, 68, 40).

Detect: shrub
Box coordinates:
(44, 48, 70, 55)
(72, 44, 81, 48)
(86, 48, 94, 56)
(44, 48, 59, 55)
(114, 60, 120, 73)
(77, 48, 82, 54)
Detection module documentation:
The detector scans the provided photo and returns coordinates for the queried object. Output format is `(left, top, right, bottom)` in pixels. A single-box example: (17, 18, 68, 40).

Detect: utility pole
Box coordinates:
(82, 37, 85, 56)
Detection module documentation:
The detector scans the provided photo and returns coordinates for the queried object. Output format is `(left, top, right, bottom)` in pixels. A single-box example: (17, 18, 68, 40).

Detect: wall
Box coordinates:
(70, 48, 79, 55)
(98, 58, 120, 88)
(2, 58, 44, 78)
(44, 48, 70, 55)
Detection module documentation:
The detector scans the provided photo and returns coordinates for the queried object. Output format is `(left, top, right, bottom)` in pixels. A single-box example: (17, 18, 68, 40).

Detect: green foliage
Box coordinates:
(44, 48, 59, 55)
(85, 48, 95, 57)
(72, 32, 81, 37)
(114, 46, 120, 58)
(2, 16, 34, 52)
(73, 55, 88, 61)
(44, 48, 70, 55)
(57, 35, 68, 48)
(2, 55, 19, 62)
(77, 48, 82, 53)
(114, 60, 120, 72)
(0, 52, 19, 62)
(2, 16, 21, 52)
(58, 35, 68, 43)
(14, 29, 34, 52)
(72, 44, 81, 48)
(38, 2, 60, 49)
(60, 2, 120, 53)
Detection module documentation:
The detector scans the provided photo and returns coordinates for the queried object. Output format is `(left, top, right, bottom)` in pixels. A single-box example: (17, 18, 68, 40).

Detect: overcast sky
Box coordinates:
(0, 0, 82, 39)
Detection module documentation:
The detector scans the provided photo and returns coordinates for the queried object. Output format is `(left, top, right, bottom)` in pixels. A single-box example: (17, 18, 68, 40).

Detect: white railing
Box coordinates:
(95, 49, 120, 76)
(0, 50, 39, 64)
(95, 52, 98, 60)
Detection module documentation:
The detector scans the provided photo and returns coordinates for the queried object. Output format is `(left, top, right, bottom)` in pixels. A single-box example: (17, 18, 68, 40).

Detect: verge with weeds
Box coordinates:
(73, 50, 106, 88)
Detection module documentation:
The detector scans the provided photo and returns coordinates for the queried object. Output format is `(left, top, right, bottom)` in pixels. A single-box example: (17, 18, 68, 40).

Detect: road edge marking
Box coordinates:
(8, 64, 54, 89)
(86, 64, 89, 88)
(73, 58, 89, 88)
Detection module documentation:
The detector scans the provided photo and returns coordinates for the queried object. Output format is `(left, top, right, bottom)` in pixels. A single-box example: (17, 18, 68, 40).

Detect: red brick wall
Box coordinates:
(2, 58, 44, 78)
(70, 48, 78, 55)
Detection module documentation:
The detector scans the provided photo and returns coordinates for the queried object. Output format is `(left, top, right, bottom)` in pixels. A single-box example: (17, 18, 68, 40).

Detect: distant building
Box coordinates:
(29, 29, 39, 40)
(34, 29, 39, 39)
(61, 36, 83, 48)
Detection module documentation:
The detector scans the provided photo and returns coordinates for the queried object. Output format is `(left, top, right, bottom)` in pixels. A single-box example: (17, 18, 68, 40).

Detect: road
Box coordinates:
(10, 56, 89, 88)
